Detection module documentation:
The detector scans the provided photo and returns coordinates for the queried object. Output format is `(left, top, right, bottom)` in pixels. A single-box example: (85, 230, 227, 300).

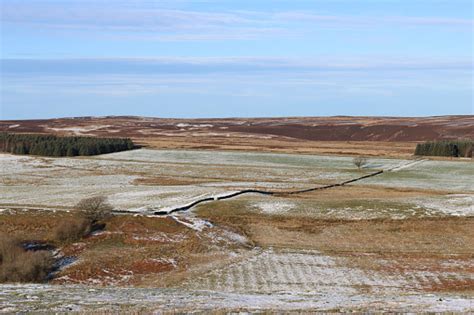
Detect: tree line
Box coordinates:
(0, 132, 135, 157)
(414, 140, 472, 158)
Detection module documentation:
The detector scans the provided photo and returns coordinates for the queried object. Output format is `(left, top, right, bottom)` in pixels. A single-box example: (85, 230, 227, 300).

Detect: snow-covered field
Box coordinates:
(1, 149, 472, 215)
(182, 248, 474, 295)
(362, 159, 474, 191)
(1, 149, 473, 312)
(246, 193, 473, 218)
(1, 272, 472, 313)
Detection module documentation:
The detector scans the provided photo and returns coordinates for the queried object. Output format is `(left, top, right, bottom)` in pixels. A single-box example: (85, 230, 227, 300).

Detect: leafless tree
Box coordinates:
(353, 156, 368, 170)
(75, 195, 113, 224)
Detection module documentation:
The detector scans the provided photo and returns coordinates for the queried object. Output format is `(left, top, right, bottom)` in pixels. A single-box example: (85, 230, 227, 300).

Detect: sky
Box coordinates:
(0, 0, 473, 119)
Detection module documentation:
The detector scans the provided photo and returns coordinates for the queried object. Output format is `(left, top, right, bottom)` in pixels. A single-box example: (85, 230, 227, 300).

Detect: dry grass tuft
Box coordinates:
(51, 217, 91, 244)
(0, 235, 53, 283)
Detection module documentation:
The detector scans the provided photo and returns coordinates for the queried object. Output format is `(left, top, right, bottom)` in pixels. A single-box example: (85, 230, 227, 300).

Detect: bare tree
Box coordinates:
(75, 196, 113, 224)
(353, 156, 368, 170)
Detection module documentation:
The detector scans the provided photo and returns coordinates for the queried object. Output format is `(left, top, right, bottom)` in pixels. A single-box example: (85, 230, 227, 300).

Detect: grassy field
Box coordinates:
(0, 148, 472, 312)
(1, 148, 472, 213)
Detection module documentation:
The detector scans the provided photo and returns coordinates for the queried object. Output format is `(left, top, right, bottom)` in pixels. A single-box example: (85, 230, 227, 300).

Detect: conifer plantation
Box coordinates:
(0, 133, 135, 157)
(414, 140, 472, 157)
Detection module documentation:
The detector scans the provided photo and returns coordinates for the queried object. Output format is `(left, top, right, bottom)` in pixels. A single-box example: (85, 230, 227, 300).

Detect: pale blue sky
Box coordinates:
(1, 0, 472, 119)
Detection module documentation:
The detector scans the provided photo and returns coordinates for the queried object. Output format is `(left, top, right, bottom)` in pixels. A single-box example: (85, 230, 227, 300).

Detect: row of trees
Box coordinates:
(414, 140, 472, 157)
(0, 133, 134, 157)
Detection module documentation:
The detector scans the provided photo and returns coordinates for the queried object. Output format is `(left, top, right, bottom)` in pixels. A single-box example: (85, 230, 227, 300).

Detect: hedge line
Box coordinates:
(414, 140, 472, 157)
(0, 132, 134, 157)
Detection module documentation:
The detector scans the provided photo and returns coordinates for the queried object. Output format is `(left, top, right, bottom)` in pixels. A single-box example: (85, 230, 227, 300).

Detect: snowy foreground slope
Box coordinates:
(1, 149, 472, 312)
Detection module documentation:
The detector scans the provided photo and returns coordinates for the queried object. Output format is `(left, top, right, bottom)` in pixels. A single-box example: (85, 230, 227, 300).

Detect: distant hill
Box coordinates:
(2, 115, 472, 142)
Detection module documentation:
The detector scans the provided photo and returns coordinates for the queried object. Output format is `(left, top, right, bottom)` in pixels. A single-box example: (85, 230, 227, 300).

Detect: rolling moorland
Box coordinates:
(0, 115, 473, 313)
(1, 115, 473, 157)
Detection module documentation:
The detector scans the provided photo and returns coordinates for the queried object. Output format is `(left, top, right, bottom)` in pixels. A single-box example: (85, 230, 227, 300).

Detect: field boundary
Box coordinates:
(113, 169, 384, 216)
(110, 158, 429, 216)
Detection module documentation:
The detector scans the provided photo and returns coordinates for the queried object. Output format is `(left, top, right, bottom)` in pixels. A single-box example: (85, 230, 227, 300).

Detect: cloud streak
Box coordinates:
(2, 2, 472, 41)
(2, 57, 472, 76)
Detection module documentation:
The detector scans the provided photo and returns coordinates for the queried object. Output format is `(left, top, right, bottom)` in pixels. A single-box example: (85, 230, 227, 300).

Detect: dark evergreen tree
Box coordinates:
(414, 140, 472, 157)
(0, 133, 135, 157)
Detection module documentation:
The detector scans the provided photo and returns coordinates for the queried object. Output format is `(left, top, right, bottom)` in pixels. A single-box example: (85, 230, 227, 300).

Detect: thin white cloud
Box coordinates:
(275, 12, 474, 27)
(3, 65, 471, 98)
(1, 2, 472, 42)
(2, 56, 472, 76)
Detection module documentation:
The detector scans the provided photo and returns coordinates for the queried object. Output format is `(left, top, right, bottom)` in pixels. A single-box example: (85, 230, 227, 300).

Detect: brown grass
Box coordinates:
(0, 235, 54, 283)
(51, 216, 91, 244)
(0, 211, 71, 240)
(50, 214, 245, 286)
(132, 176, 207, 186)
(139, 137, 418, 158)
(196, 202, 474, 255)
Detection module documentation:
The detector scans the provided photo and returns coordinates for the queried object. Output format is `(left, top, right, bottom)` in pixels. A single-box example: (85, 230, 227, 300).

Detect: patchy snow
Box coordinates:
(255, 201, 296, 214)
(47, 125, 112, 135)
(147, 257, 178, 267)
(171, 214, 213, 232)
(183, 248, 474, 305)
(0, 284, 472, 313)
(1, 149, 472, 215)
(220, 230, 248, 245)
(206, 229, 249, 246)
(362, 159, 474, 192)
(176, 123, 213, 128)
(132, 233, 187, 243)
(387, 159, 427, 172)
(411, 194, 474, 216)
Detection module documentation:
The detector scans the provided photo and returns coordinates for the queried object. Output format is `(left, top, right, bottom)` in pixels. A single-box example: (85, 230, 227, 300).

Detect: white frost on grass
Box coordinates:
(411, 194, 474, 216)
(171, 214, 213, 232)
(255, 201, 295, 214)
(206, 229, 249, 246)
(220, 230, 248, 245)
(387, 159, 427, 172)
(2, 149, 472, 214)
(147, 258, 178, 267)
(362, 159, 474, 192)
(183, 248, 474, 299)
(132, 233, 187, 243)
(1, 284, 472, 313)
(184, 249, 408, 295)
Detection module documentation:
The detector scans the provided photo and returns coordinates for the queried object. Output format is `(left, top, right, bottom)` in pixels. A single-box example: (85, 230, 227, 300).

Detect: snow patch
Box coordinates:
(255, 201, 295, 214)
(171, 215, 213, 232)
(413, 194, 473, 216)
(176, 123, 213, 128)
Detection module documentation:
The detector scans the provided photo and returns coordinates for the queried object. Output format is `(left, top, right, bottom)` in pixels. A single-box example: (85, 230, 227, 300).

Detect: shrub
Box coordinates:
(353, 156, 368, 170)
(0, 235, 53, 283)
(76, 196, 113, 224)
(51, 217, 91, 243)
(51, 196, 113, 244)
